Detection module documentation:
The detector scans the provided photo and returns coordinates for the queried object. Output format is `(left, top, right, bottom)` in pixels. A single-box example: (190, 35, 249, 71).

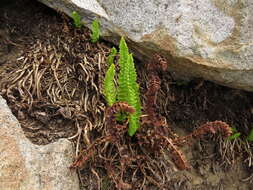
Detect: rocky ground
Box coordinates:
(1, 1, 253, 190)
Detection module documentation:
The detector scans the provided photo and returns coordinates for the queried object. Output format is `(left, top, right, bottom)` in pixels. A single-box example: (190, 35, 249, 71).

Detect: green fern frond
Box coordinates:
(118, 37, 129, 68)
(117, 37, 129, 102)
(128, 114, 141, 136)
(71, 11, 82, 28)
(103, 64, 116, 106)
(107, 47, 117, 66)
(91, 19, 100, 43)
(128, 90, 141, 136)
(126, 54, 141, 136)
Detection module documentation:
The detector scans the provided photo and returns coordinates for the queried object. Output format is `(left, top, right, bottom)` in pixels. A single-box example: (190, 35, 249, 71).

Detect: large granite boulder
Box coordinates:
(0, 96, 80, 190)
(39, 0, 253, 91)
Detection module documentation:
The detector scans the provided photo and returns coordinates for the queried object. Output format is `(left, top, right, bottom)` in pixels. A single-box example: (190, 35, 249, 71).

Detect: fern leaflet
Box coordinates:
(91, 19, 100, 43)
(107, 47, 117, 66)
(117, 37, 129, 102)
(71, 11, 82, 28)
(126, 54, 141, 136)
(103, 64, 116, 106)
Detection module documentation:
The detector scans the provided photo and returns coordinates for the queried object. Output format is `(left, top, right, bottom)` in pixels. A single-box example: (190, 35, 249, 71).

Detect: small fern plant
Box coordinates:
(91, 19, 100, 43)
(71, 11, 83, 28)
(103, 37, 141, 136)
(107, 47, 117, 66)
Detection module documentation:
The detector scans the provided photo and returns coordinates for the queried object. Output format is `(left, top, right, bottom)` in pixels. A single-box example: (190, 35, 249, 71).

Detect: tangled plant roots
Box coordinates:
(0, 23, 109, 144)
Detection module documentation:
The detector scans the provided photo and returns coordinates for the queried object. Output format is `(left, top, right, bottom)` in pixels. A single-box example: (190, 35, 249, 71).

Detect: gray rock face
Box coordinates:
(0, 96, 80, 190)
(38, 0, 253, 91)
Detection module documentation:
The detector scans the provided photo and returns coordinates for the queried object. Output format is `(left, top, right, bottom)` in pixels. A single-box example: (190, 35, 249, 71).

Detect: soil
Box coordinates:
(1, 1, 253, 190)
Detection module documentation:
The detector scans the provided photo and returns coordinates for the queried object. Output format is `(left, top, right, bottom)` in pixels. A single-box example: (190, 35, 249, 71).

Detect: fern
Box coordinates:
(71, 11, 82, 28)
(104, 37, 141, 136)
(103, 64, 116, 106)
(107, 47, 117, 66)
(91, 19, 100, 43)
(117, 37, 129, 102)
(125, 54, 141, 136)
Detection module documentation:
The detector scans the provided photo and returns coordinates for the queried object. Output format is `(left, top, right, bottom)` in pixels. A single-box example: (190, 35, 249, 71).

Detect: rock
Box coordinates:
(0, 96, 80, 190)
(38, 0, 253, 92)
